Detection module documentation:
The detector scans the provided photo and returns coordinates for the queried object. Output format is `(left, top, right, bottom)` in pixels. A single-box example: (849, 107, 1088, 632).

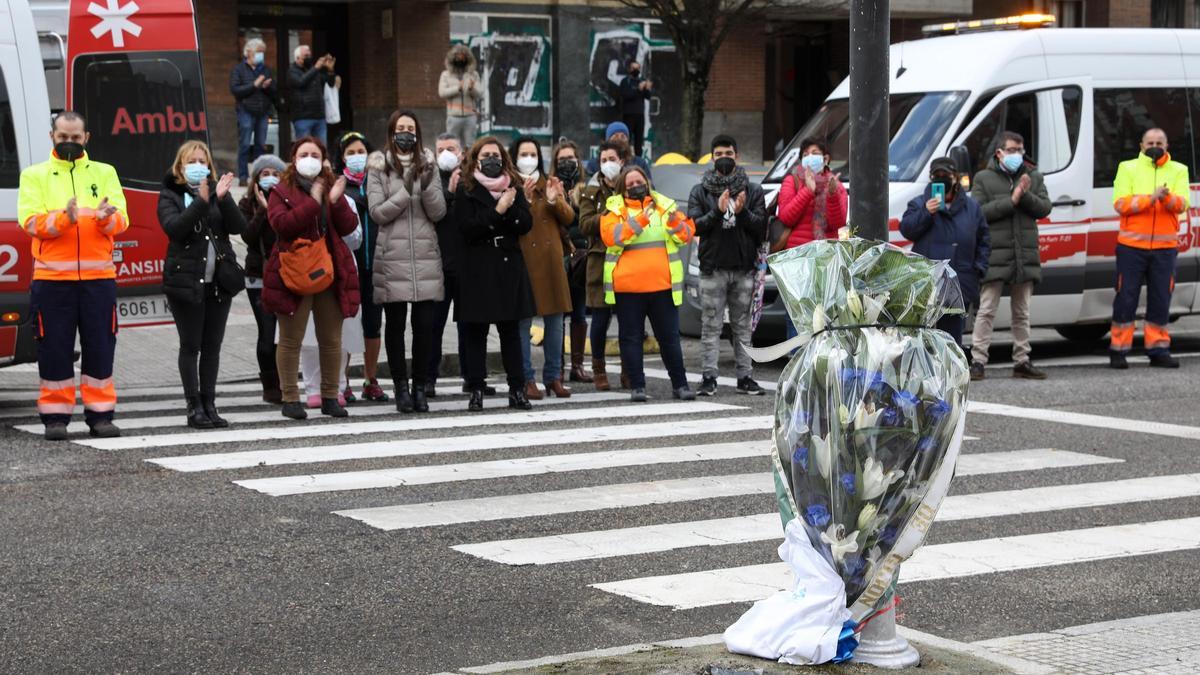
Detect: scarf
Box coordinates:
(343, 168, 365, 186)
(474, 171, 511, 200)
(701, 165, 749, 196)
(794, 167, 833, 242)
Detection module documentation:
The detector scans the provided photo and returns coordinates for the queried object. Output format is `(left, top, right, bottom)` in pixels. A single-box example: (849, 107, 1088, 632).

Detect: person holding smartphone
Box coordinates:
(899, 157, 990, 352)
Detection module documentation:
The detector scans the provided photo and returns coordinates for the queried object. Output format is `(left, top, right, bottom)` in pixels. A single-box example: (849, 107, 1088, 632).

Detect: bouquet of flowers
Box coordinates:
(725, 238, 970, 665)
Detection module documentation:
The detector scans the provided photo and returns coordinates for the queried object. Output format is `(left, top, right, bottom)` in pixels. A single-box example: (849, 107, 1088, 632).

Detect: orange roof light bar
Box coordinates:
(922, 13, 1056, 36)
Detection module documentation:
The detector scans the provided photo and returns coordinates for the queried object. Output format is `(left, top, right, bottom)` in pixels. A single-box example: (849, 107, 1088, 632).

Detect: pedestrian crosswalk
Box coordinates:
(5, 369, 1200, 640)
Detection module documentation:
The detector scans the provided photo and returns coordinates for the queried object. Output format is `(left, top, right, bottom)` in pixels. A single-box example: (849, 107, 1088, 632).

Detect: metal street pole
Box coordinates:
(848, 0, 891, 242)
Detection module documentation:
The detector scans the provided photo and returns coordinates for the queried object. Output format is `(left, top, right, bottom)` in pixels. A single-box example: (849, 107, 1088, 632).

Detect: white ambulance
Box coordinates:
(765, 19, 1200, 342)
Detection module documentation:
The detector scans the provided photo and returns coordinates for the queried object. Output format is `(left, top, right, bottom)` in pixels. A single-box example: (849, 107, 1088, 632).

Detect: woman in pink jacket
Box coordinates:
(776, 138, 847, 249)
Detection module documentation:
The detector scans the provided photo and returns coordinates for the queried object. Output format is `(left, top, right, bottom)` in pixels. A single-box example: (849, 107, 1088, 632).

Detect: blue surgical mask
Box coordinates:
(801, 154, 825, 174)
(1001, 153, 1023, 173)
(184, 162, 210, 185)
(253, 51, 264, 66)
(258, 175, 280, 192)
(345, 154, 367, 174)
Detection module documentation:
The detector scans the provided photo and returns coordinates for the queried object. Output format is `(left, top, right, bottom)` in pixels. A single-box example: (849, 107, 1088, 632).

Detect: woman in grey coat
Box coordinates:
(366, 110, 448, 413)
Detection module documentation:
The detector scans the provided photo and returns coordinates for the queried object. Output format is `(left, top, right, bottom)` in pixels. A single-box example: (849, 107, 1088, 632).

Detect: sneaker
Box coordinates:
(1109, 352, 1129, 370)
(630, 388, 648, 403)
(88, 420, 121, 438)
(362, 380, 389, 402)
(306, 394, 321, 409)
(673, 386, 697, 401)
(736, 377, 765, 396)
(1012, 361, 1047, 380)
(1149, 353, 1181, 369)
(697, 376, 718, 397)
(342, 386, 357, 404)
(43, 422, 68, 441)
(970, 362, 986, 381)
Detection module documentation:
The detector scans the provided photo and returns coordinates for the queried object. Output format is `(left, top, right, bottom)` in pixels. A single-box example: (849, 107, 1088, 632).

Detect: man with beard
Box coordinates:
(687, 135, 767, 396)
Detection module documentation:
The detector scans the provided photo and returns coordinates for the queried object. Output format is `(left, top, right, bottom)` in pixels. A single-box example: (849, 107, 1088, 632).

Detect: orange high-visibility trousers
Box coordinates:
(30, 279, 118, 427)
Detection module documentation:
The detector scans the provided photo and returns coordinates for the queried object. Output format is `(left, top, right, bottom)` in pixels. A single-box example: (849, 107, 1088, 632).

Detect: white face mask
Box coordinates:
(437, 149, 460, 172)
(295, 156, 322, 179)
(516, 156, 540, 176)
(600, 160, 621, 181)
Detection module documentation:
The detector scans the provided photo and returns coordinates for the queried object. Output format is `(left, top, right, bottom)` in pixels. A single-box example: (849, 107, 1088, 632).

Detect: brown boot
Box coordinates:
(569, 323, 594, 383)
(524, 380, 545, 401)
(592, 358, 610, 391)
(547, 379, 572, 398)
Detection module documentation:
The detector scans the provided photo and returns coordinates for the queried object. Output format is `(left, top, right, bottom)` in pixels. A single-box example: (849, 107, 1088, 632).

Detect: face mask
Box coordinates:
(295, 156, 322, 179)
(516, 156, 540, 176)
(630, 68, 640, 77)
(258, 175, 280, 192)
(437, 150, 460, 172)
(184, 162, 210, 185)
(626, 184, 649, 201)
(1000, 153, 1023, 173)
(801, 154, 825, 174)
(301, 56, 313, 69)
(714, 157, 736, 176)
(932, 177, 955, 195)
(454, 58, 467, 67)
(344, 154, 367, 174)
(479, 156, 504, 178)
(253, 52, 264, 66)
(556, 159, 579, 182)
(394, 132, 417, 153)
(600, 160, 621, 181)
(1145, 147, 1166, 163)
(54, 141, 84, 162)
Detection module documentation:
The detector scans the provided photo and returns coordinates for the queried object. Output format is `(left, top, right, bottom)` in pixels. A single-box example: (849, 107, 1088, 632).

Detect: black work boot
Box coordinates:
(44, 422, 69, 441)
(1149, 353, 1180, 369)
(187, 396, 214, 429)
(1109, 352, 1129, 370)
(88, 420, 121, 438)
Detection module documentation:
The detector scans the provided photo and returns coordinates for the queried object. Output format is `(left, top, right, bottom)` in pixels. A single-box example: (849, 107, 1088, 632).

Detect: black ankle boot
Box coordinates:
(508, 388, 532, 410)
(201, 395, 228, 428)
(321, 397, 348, 417)
(395, 381, 414, 413)
(468, 389, 484, 412)
(412, 382, 429, 413)
(186, 396, 213, 429)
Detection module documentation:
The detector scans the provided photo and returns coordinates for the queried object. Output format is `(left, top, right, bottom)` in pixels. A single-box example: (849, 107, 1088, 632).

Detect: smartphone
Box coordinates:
(930, 182, 946, 210)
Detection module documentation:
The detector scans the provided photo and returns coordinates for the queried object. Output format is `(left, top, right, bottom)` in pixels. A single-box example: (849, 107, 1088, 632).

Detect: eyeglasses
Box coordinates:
(1001, 147, 1025, 155)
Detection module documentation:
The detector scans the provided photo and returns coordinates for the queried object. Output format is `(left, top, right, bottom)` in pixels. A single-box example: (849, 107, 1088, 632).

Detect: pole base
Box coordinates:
(851, 605, 920, 669)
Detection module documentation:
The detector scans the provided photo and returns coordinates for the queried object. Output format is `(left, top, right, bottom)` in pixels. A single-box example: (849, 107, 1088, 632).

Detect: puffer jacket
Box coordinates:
(899, 186, 991, 306)
(158, 174, 246, 304)
(971, 157, 1052, 285)
(286, 62, 333, 121)
(366, 149, 448, 303)
(238, 188, 275, 280)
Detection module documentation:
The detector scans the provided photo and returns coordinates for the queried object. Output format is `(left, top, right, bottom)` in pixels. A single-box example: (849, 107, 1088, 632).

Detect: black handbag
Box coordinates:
(206, 221, 246, 296)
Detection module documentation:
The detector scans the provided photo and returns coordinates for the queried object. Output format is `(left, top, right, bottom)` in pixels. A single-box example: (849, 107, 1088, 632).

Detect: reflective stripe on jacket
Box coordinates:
(599, 191, 694, 305)
(1113, 152, 1190, 250)
(17, 152, 129, 281)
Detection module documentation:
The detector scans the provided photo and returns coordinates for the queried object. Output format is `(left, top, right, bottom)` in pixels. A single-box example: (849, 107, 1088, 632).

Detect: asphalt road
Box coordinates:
(1, 318, 1198, 673)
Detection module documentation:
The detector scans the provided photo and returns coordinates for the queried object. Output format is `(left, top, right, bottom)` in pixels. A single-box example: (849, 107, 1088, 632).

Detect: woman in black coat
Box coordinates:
(158, 141, 246, 429)
(453, 135, 536, 412)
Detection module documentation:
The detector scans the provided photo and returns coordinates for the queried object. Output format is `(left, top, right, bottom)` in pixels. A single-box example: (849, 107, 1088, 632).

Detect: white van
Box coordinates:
(764, 26, 1200, 342)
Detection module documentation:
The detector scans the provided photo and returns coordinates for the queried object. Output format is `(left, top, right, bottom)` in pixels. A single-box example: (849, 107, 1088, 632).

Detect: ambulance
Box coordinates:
(0, 0, 207, 365)
(765, 18, 1200, 342)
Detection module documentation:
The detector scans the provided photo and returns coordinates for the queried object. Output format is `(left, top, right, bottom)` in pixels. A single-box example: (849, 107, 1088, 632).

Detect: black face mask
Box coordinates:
(301, 56, 313, 69)
(479, 156, 505, 178)
(54, 141, 85, 162)
(931, 177, 955, 195)
(454, 58, 467, 67)
(1145, 147, 1166, 162)
(556, 159, 579, 183)
(714, 157, 736, 176)
(626, 184, 649, 201)
(394, 132, 417, 153)
(629, 68, 640, 78)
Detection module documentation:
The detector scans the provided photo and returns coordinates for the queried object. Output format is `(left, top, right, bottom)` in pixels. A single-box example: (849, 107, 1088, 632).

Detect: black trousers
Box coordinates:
(428, 273, 468, 382)
(623, 113, 646, 158)
(168, 284, 233, 398)
(246, 287, 277, 376)
(461, 320, 525, 391)
(384, 300, 437, 387)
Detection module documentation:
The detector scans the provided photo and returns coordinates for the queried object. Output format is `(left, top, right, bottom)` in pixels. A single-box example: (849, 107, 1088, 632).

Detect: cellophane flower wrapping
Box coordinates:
(769, 238, 969, 614)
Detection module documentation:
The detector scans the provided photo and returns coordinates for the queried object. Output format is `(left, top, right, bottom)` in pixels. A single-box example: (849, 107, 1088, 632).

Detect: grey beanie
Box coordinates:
(249, 154, 286, 178)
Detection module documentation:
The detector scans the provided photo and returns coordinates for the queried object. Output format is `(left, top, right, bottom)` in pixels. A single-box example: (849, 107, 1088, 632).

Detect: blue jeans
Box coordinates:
(519, 313, 564, 384)
(292, 118, 327, 144)
(614, 291, 687, 390)
(237, 109, 269, 179)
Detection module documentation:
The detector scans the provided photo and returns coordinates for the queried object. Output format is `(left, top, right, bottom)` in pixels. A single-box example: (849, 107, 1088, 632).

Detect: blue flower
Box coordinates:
(866, 371, 889, 397)
(792, 445, 809, 471)
(927, 399, 952, 423)
(841, 552, 866, 578)
(840, 473, 857, 495)
(838, 368, 865, 391)
(878, 525, 899, 545)
(879, 407, 903, 427)
(893, 390, 919, 411)
(916, 436, 936, 453)
(805, 503, 832, 528)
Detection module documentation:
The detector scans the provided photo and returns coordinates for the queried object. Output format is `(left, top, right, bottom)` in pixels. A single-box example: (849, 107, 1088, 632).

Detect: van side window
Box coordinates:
(961, 86, 1082, 178)
(1094, 88, 1193, 186)
(0, 67, 19, 188)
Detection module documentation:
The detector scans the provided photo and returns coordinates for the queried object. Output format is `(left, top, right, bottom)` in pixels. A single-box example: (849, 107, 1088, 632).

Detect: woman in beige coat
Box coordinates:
(366, 110, 447, 414)
(511, 136, 574, 399)
(438, 45, 483, 148)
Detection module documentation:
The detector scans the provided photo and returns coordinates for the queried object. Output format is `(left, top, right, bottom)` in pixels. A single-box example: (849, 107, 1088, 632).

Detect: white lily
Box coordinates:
(860, 455, 905, 500)
(812, 305, 827, 333)
(863, 291, 890, 324)
(838, 404, 851, 428)
(820, 523, 860, 563)
(846, 287, 864, 322)
(812, 433, 833, 479)
(862, 327, 909, 369)
(856, 503, 878, 531)
(853, 402, 883, 431)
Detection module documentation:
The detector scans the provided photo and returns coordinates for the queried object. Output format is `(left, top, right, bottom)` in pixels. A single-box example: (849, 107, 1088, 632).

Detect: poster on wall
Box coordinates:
(588, 21, 679, 161)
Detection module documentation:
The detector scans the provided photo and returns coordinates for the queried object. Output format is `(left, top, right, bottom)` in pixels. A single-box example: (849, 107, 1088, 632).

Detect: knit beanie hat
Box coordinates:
(605, 121, 631, 140)
(250, 154, 286, 178)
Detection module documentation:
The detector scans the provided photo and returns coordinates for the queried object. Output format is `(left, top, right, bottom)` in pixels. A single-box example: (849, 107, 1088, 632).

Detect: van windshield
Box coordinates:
(766, 91, 968, 184)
